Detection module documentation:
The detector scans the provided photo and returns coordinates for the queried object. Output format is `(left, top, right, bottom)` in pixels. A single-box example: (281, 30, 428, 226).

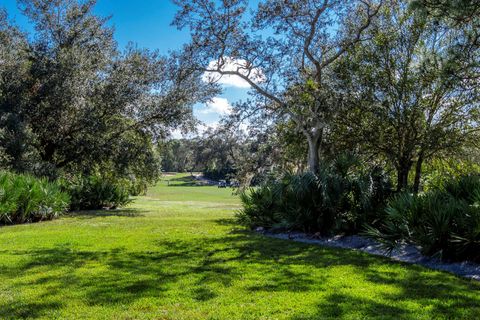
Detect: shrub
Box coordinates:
(237, 155, 393, 235)
(127, 175, 149, 196)
(0, 171, 70, 224)
(61, 173, 131, 210)
(238, 184, 280, 228)
(365, 175, 480, 262)
(421, 158, 480, 192)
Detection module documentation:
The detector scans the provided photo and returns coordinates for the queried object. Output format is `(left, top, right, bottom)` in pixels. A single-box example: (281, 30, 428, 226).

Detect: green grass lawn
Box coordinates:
(0, 173, 479, 319)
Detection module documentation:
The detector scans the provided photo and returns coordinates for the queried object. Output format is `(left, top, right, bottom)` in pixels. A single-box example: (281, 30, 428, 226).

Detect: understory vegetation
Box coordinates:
(0, 170, 144, 226)
(366, 175, 480, 262)
(0, 174, 479, 319)
(0, 171, 69, 224)
(0, 170, 140, 224)
(239, 170, 480, 262)
(60, 173, 132, 211)
(237, 155, 392, 235)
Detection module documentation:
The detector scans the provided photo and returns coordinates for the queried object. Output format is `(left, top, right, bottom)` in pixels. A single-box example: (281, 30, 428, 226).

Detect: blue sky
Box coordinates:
(2, 0, 251, 135)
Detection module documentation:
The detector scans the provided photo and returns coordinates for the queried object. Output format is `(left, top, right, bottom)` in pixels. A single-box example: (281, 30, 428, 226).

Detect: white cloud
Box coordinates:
(200, 97, 233, 115)
(202, 57, 266, 88)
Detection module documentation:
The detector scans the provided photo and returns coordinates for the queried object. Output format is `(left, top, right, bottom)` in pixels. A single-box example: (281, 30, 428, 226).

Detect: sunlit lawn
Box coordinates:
(0, 173, 479, 319)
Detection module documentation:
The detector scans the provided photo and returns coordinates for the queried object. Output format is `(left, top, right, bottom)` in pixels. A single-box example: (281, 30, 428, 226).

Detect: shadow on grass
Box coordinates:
(1, 223, 479, 318)
(68, 208, 145, 219)
(0, 301, 63, 319)
(290, 293, 409, 320)
(213, 218, 239, 226)
(165, 175, 214, 187)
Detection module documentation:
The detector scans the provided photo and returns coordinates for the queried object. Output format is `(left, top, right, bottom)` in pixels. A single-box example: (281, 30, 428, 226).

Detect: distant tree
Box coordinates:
(160, 130, 241, 179)
(159, 139, 195, 173)
(174, 0, 383, 173)
(159, 140, 179, 173)
(231, 127, 282, 186)
(192, 127, 241, 180)
(206, 120, 308, 186)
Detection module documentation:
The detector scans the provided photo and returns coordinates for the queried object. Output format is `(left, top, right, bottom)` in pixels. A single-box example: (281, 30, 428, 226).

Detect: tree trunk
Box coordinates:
(307, 134, 322, 174)
(41, 141, 56, 163)
(396, 161, 412, 192)
(413, 152, 424, 194)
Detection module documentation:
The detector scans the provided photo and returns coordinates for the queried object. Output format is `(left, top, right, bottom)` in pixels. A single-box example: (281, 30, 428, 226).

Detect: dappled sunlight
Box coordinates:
(2, 226, 479, 318)
(0, 174, 479, 319)
(68, 208, 146, 219)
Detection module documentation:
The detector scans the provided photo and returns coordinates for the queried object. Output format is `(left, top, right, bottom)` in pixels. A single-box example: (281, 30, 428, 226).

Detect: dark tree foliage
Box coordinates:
(410, 0, 480, 86)
(0, 9, 34, 171)
(0, 0, 215, 182)
(335, 1, 479, 192)
(410, 0, 480, 23)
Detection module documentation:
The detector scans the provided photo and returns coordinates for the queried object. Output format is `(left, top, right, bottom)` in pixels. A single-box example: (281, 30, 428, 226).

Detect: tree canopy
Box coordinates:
(172, 0, 479, 192)
(0, 0, 215, 182)
(174, 0, 384, 173)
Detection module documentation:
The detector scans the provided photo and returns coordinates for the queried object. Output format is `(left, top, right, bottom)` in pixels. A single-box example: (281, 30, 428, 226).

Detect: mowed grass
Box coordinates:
(0, 174, 479, 319)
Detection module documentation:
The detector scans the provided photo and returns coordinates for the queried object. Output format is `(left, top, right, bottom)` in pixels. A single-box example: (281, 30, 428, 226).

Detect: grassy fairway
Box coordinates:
(0, 174, 479, 319)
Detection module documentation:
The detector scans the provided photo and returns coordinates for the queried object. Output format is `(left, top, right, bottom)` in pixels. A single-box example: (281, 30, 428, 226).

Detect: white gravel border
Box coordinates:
(260, 230, 480, 281)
